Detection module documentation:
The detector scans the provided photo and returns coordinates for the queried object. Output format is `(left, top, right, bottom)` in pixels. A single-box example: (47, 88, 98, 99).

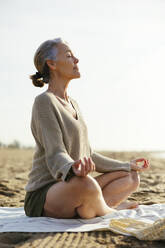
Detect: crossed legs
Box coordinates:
(43, 170, 140, 219)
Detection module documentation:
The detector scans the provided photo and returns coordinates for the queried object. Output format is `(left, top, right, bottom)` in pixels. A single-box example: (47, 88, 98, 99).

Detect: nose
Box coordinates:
(73, 56, 79, 64)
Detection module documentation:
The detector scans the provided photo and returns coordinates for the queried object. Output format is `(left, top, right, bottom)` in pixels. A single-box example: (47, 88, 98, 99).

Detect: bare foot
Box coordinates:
(115, 201, 138, 210)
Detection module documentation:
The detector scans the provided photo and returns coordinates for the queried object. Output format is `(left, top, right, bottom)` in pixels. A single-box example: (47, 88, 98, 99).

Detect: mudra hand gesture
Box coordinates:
(72, 157, 150, 176)
(72, 157, 96, 177)
(130, 158, 150, 171)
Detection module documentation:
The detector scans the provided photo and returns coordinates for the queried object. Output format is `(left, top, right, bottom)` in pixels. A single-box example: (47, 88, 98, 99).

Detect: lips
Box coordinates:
(73, 66, 79, 71)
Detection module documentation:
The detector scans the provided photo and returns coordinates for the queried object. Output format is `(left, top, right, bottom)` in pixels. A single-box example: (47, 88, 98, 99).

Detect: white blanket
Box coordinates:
(0, 204, 165, 240)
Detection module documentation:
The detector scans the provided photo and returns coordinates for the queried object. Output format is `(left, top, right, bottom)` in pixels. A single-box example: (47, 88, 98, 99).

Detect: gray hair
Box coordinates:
(30, 37, 64, 87)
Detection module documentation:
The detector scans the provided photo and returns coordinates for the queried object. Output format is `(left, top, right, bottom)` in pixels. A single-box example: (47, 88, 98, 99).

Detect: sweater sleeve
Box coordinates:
(31, 95, 75, 182)
(90, 147, 131, 173)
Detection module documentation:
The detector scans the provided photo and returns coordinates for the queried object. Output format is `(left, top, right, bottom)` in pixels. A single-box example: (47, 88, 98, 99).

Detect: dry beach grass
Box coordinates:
(0, 148, 165, 247)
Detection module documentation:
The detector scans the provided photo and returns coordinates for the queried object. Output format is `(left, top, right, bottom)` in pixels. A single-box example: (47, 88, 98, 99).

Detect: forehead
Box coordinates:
(57, 42, 71, 54)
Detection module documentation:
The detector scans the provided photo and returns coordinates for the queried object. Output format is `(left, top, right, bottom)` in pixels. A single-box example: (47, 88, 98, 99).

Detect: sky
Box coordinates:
(1, 0, 165, 151)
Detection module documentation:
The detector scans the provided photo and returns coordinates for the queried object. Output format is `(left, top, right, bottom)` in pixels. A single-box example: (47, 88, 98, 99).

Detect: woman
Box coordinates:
(24, 38, 150, 219)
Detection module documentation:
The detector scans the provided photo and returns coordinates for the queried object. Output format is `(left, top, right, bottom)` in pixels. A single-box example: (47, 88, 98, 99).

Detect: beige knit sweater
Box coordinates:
(25, 91, 131, 192)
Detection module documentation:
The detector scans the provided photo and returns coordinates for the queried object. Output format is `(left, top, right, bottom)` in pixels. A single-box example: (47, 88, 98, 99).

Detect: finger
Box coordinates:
(84, 157, 90, 175)
(80, 160, 85, 176)
(144, 159, 150, 168)
(87, 157, 93, 172)
(88, 157, 93, 172)
(138, 160, 149, 171)
(92, 161, 96, 171)
(143, 160, 148, 168)
(146, 159, 150, 166)
(93, 162, 96, 171)
(135, 158, 145, 163)
(73, 159, 81, 169)
(89, 157, 95, 171)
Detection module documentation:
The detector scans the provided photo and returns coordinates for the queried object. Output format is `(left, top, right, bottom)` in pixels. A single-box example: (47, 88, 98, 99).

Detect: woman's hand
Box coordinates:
(130, 158, 150, 172)
(72, 156, 96, 177)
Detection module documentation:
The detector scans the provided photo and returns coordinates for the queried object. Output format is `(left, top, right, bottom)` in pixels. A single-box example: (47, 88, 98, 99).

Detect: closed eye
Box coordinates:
(66, 50, 73, 58)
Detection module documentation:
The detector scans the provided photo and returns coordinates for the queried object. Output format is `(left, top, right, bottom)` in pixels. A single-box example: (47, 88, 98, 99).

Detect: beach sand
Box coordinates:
(0, 148, 165, 248)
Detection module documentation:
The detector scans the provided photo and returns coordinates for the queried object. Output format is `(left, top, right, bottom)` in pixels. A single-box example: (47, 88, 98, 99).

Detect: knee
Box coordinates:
(129, 171, 140, 190)
(75, 175, 101, 197)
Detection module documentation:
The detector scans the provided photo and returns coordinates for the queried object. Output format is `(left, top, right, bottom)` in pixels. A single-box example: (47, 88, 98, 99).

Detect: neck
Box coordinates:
(47, 72, 71, 102)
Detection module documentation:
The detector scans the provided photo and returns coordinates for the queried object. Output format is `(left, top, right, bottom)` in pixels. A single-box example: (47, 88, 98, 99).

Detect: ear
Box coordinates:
(46, 60, 56, 70)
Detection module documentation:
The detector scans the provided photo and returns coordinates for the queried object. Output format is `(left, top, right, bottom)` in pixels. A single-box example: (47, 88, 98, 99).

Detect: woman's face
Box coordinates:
(54, 42, 80, 79)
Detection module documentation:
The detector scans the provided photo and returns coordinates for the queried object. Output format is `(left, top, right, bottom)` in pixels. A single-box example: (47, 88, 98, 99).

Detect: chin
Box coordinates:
(71, 72, 81, 79)
(76, 73, 81, 78)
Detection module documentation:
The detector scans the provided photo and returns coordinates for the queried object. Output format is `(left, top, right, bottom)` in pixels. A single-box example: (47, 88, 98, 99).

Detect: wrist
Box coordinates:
(65, 166, 75, 182)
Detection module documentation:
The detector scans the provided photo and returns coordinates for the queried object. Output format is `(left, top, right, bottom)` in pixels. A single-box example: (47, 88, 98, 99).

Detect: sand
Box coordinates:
(0, 148, 165, 248)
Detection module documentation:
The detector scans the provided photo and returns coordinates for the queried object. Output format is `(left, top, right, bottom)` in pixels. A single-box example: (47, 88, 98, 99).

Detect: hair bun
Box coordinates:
(29, 71, 45, 87)
(36, 71, 43, 78)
